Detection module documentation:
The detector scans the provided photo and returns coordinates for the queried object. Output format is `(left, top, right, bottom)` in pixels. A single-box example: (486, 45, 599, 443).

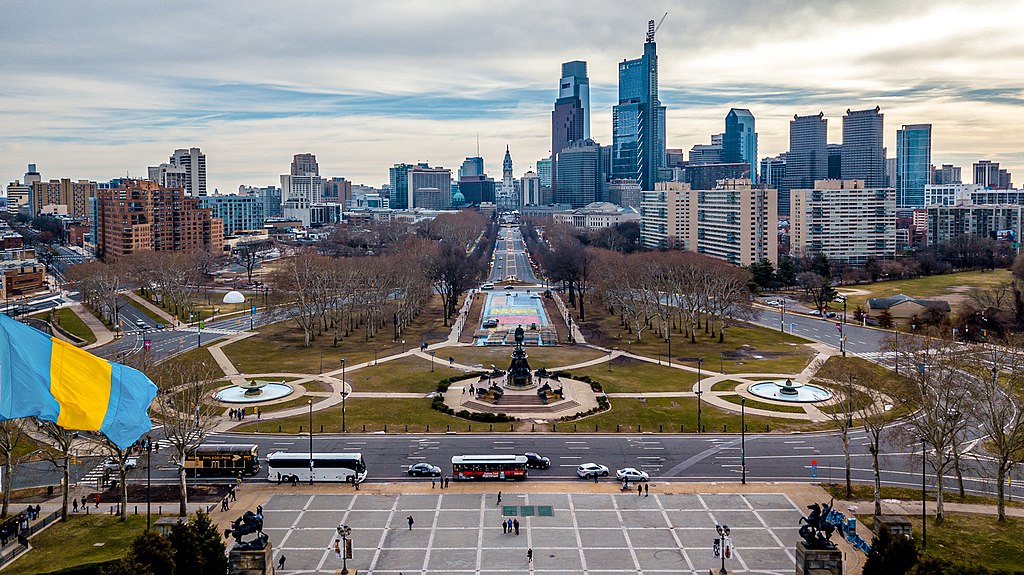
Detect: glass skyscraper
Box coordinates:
(551, 61, 590, 194)
(841, 107, 886, 188)
(896, 124, 932, 208)
(781, 113, 828, 216)
(612, 33, 666, 191)
(723, 109, 757, 181)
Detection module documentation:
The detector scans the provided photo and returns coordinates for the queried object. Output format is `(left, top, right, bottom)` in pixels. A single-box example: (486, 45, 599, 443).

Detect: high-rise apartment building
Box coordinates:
(611, 24, 666, 191)
(281, 154, 324, 226)
(640, 182, 693, 250)
(790, 180, 896, 265)
(723, 109, 757, 180)
(200, 195, 266, 236)
(974, 160, 1013, 189)
(551, 61, 590, 194)
(322, 177, 352, 206)
(607, 179, 642, 209)
(841, 107, 886, 188)
(95, 180, 223, 260)
(408, 165, 452, 209)
(520, 171, 541, 206)
(896, 124, 932, 208)
(555, 139, 603, 208)
(239, 185, 283, 218)
(31, 178, 97, 220)
(926, 204, 1023, 246)
(781, 113, 828, 215)
(536, 158, 552, 189)
(932, 164, 962, 185)
(148, 147, 207, 197)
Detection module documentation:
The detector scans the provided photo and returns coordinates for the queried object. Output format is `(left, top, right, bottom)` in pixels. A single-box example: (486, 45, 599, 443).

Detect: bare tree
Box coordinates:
(89, 435, 135, 521)
(0, 420, 27, 517)
(36, 421, 77, 521)
(235, 240, 273, 285)
(152, 357, 221, 516)
(814, 358, 860, 498)
(423, 240, 479, 325)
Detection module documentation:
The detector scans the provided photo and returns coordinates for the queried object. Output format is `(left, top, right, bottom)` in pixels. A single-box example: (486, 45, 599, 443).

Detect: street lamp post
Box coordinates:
(308, 399, 314, 484)
(430, 350, 436, 372)
(715, 524, 731, 575)
(922, 436, 927, 549)
(146, 436, 152, 531)
(402, 339, 406, 353)
(720, 352, 724, 374)
(840, 296, 847, 357)
(741, 398, 746, 485)
(697, 357, 704, 434)
(340, 358, 347, 434)
(319, 352, 324, 375)
(336, 524, 351, 575)
(666, 335, 671, 367)
(779, 300, 785, 332)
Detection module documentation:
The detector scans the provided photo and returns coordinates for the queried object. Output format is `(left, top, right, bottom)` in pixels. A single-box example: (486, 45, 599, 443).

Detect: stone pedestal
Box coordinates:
(229, 541, 273, 575)
(795, 541, 843, 575)
(874, 515, 913, 538)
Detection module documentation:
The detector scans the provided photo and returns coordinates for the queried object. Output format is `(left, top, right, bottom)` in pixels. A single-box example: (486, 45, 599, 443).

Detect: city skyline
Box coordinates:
(2, 0, 1022, 193)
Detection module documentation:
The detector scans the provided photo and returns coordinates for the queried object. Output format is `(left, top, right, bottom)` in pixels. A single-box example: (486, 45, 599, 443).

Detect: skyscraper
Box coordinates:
(827, 144, 842, 180)
(896, 124, 932, 208)
(974, 160, 1013, 189)
(723, 109, 757, 180)
(291, 153, 319, 176)
(932, 164, 962, 185)
(459, 157, 484, 179)
(551, 61, 590, 194)
(841, 107, 886, 188)
(781, 113, 828, 216)
(556, 139, 602, 208)
(388, 163, 413, 210)
(611, 22, 666, 191)
(149, 147, 207, 197)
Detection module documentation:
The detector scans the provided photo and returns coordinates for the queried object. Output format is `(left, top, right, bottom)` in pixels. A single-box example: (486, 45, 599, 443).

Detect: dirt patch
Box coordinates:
(85, 483, 231, 504)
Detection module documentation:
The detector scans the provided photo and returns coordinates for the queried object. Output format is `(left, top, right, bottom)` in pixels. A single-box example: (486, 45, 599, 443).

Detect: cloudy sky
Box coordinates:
(2, 0, 1022, 192)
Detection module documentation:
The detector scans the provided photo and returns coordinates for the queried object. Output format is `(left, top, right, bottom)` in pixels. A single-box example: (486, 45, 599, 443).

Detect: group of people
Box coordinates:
(430, 476, 451, 489)
(71, 494, 101, 513)
(228, 407, 258, 421)
(622, 481, 651, 496)
(128, 436, 157, 455)
(0, 512, 30, 547)
(500, 517, 521, 535)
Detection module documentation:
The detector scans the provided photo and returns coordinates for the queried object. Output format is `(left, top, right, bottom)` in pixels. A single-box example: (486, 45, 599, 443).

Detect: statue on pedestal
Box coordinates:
(798, 499, 837, 549)
(506, 325, 533, 388)
(225, 506, 268, 550)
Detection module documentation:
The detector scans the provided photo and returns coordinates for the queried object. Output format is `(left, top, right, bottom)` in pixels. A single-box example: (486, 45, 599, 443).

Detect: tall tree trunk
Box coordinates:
(935, 463, 946, 524)
(61, 457, 69, 522)
(953, 449, 966, 498)
(844, 433, 852, 499)
(997, 464, 1007, 522)
(178, 454, 189, 517)
(871, 444, 882, 517)
(1, 457, 10, 518)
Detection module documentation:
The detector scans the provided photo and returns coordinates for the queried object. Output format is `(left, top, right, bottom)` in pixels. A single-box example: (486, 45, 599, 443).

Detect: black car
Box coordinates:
(407, 463, 441, 477)
(524, 452, 550, 469)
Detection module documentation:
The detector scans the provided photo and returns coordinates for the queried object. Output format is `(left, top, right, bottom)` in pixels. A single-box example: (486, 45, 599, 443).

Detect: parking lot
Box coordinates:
(263, 491, 804, 574)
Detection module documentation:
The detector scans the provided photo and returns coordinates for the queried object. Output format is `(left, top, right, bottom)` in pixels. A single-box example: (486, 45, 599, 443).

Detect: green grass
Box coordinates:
(871, 513, 1024, 573)
(446, 345, 607, 371)
(839, 269, 1012, 312)
(584, 397, 816, 433)
(54, 307, 97, 344)
(259, 395, 326, 414)
(711, 379, 742, 392)
(4, 514, 161, 575)
(717, 394, 808, 414)
(349, 356, 448, 393)
(300, 379, 334, 393)
(825, 483, 1024, 509)
(570, 357, 700, 393)
(235, 398, 469, 433)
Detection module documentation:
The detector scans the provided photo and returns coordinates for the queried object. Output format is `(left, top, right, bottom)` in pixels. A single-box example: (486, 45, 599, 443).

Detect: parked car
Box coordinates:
(576, 463, 609, 479)
(808, 310, 822, 316)
(481, 283, 494, 290)
(103, 457, 138, 472)
(407, 463, 441, 477)
(524, 452, 550, 469)
(615, 467, 649, 482)
(824, 311, 838, 319)
(482, 319, 499, 328)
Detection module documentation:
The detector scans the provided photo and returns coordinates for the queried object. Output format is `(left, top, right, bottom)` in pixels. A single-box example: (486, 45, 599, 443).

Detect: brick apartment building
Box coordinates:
(95, 180, 223, 260)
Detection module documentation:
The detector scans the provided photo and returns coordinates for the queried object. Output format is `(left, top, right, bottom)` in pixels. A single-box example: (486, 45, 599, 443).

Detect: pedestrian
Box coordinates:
(496, 491, 502, 505)
(221, 497, 229, 511)
(502, 519, 508, 534)
(527, 548, 533, 563)
(593, 473, 598, 483)
(17, 533, 26, 549)
(257, 408, 261, 420)
(34, 505, 40, 518)
(644, 483, 649, 497)
(94, 494, 100, 508)
(469, 384, 474, 395)
(407, 515, 414, 530)
(513, 518, 519, 535)
(277, 555, 286, 570)
(431, 478, 436, 489)
(638, 484, 642, 497)
(445, 477, 449, 488)
(72, 499, 78, 513)
(81, 495, 87, 510)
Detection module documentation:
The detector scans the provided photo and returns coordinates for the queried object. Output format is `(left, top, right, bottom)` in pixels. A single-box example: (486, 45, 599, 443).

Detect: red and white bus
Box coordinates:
(451, 454, 528, 481)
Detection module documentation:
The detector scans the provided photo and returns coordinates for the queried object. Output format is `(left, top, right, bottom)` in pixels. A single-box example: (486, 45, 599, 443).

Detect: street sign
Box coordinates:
(344, 538, 353, 559)
(713, 538, 721, 558)
(724, 536, 733, 558)
(251, 304, 257, 314)
(811, 459, 818, 478)
(143, 339, 151, 350)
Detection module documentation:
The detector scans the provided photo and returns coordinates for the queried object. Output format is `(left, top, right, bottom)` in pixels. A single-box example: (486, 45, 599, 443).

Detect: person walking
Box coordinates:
(72, 499, 78, 513)
(507, 518, 513, 534)
(638, 484, 642, 497)
(527, 548, 533, 563)
(431, 478, 436, 489)
(513, 518, 520, 535)
(496, 491, 502, 505)
(407, 515, 414, 530)
(277, 555, 286, 570)
(502, 519, 508, 534)
(94, 494, 100, 508)
(644, 483, 649, 497)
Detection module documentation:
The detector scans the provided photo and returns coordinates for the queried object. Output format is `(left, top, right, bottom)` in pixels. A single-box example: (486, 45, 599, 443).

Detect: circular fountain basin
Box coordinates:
(747, 379, 833, 403)
(214, 381, 294, 404)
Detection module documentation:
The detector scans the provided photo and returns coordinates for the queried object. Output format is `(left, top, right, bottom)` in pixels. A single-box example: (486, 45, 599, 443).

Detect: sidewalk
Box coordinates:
(70, 303, 114, 350)
(122, 291, 176, 324)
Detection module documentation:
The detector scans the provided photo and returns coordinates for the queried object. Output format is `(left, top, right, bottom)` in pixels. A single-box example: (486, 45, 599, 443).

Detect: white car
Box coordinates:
(576, 463, 609, 479)
(481, 283, 494, 290)
(616, 467, 649, 482)
(103, 457, 138, 472)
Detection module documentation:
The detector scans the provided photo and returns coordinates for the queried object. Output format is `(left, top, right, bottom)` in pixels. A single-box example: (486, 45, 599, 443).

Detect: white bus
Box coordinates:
(266, 452, 367, 483)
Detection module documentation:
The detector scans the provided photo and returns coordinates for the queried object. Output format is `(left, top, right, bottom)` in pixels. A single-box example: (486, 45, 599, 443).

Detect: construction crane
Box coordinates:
(646, 12, 668, 43)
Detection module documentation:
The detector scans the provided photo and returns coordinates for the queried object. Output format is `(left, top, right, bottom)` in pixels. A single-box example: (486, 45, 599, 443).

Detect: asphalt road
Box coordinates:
(487, 227, 541, 285)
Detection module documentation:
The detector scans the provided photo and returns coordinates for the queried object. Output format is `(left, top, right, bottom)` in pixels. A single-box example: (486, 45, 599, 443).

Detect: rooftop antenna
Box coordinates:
(647, 12, 668, 43)
(476, 132, 480, 157)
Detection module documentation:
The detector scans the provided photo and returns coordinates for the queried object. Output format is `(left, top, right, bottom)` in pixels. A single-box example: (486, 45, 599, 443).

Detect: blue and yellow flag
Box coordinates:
(0, 314, 157, 449)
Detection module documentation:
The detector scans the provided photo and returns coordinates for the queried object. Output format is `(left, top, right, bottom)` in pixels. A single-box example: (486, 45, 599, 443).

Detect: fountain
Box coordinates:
(214, 380, 294, 404)
(505, 325, 534, 388)
(747, 378, 833, 403)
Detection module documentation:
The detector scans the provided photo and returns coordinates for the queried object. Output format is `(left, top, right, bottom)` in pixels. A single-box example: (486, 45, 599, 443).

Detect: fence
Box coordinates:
(0, 509, 61, 568)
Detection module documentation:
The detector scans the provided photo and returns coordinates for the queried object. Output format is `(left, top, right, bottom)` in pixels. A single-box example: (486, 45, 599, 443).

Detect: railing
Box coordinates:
(0, 510, 61, 568)
(825, 508, 872, 555)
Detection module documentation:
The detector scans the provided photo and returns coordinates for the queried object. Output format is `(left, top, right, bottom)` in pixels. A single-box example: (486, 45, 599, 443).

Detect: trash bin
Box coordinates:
(47, 486, 54, 496)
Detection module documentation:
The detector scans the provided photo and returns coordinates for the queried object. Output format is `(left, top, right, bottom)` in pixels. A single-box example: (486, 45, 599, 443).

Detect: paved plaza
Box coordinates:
(263, 491, 805, 574)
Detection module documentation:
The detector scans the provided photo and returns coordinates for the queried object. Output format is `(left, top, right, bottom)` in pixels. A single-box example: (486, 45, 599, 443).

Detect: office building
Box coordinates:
(760, 154, 787, 188)
(5, 181, 30, 215)
(895, 124, 932, 208)
(607, 179, 642, 209)
(723, 109, 757, 180)
(200, 195, 266, 236)
(611, 23, 666, 191)
(924, 183, 986, 206)
(239, 185, 283, 219)
(689, 135, 724, 165)
(31, 179, 98, 220)
(457, 175, 496, 205)
(95, 180, 223, 260)
(0, 248, 45, 299)
(683, 163, 750, 192)
(459, 157, 484, 179)
(790, 180, 896, 265)
(553, 203, 639, 229)
(555, 139, 603, 208)
(551, 61, 590, 194)
(885, 157, 897, 189)
(149, 147, 207, 197)
(291, 153, 320, 177)
(281, 170, 324, 227)
(640, 182, 693, 250)
(974, 160, 1013, 189)
(388, 163, 414, 210)
(536, 158, 552, 188)
(841, 107, 886, 188)
(322, 177, 352, 206)
(520, 171, 541, 206)
(932, 164, 962, 185)
(408, 165, 452, 210)
(926, 204, 1024, 246)
(666, 149, 685, 168)
(781, 113, 828, 212)
(827, 144, 843, 180)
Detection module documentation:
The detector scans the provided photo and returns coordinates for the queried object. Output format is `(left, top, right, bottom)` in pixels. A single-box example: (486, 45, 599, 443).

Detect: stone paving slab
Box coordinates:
(262, 491, 813, 574)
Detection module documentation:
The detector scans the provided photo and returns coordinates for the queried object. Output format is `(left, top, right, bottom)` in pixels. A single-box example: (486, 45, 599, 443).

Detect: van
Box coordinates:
(135, 319, 147, 329)
(481, 283, 494, 290)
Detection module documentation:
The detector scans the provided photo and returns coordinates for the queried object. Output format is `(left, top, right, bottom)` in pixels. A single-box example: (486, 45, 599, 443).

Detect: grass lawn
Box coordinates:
(718, 394, 808, 414)
(446, 345, 606, 371)
(825, 483, 1024, 509)
(863, 513, 1024, 573)
(711, 379, 742, 392)
(236, 398, 469, 433)
(585, 397, 815, 433)
(570, 357, 701, 393)
(222, 295, 459, 375)
(301, 379, 334, 393)
(5, 514, 159, 575)
(259, 395, 327, 414)
(349, 356, 447, 393)
(54, 307, 96, 344)
(839, 269, 1012, 312)
(812, 356, 915, 415)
